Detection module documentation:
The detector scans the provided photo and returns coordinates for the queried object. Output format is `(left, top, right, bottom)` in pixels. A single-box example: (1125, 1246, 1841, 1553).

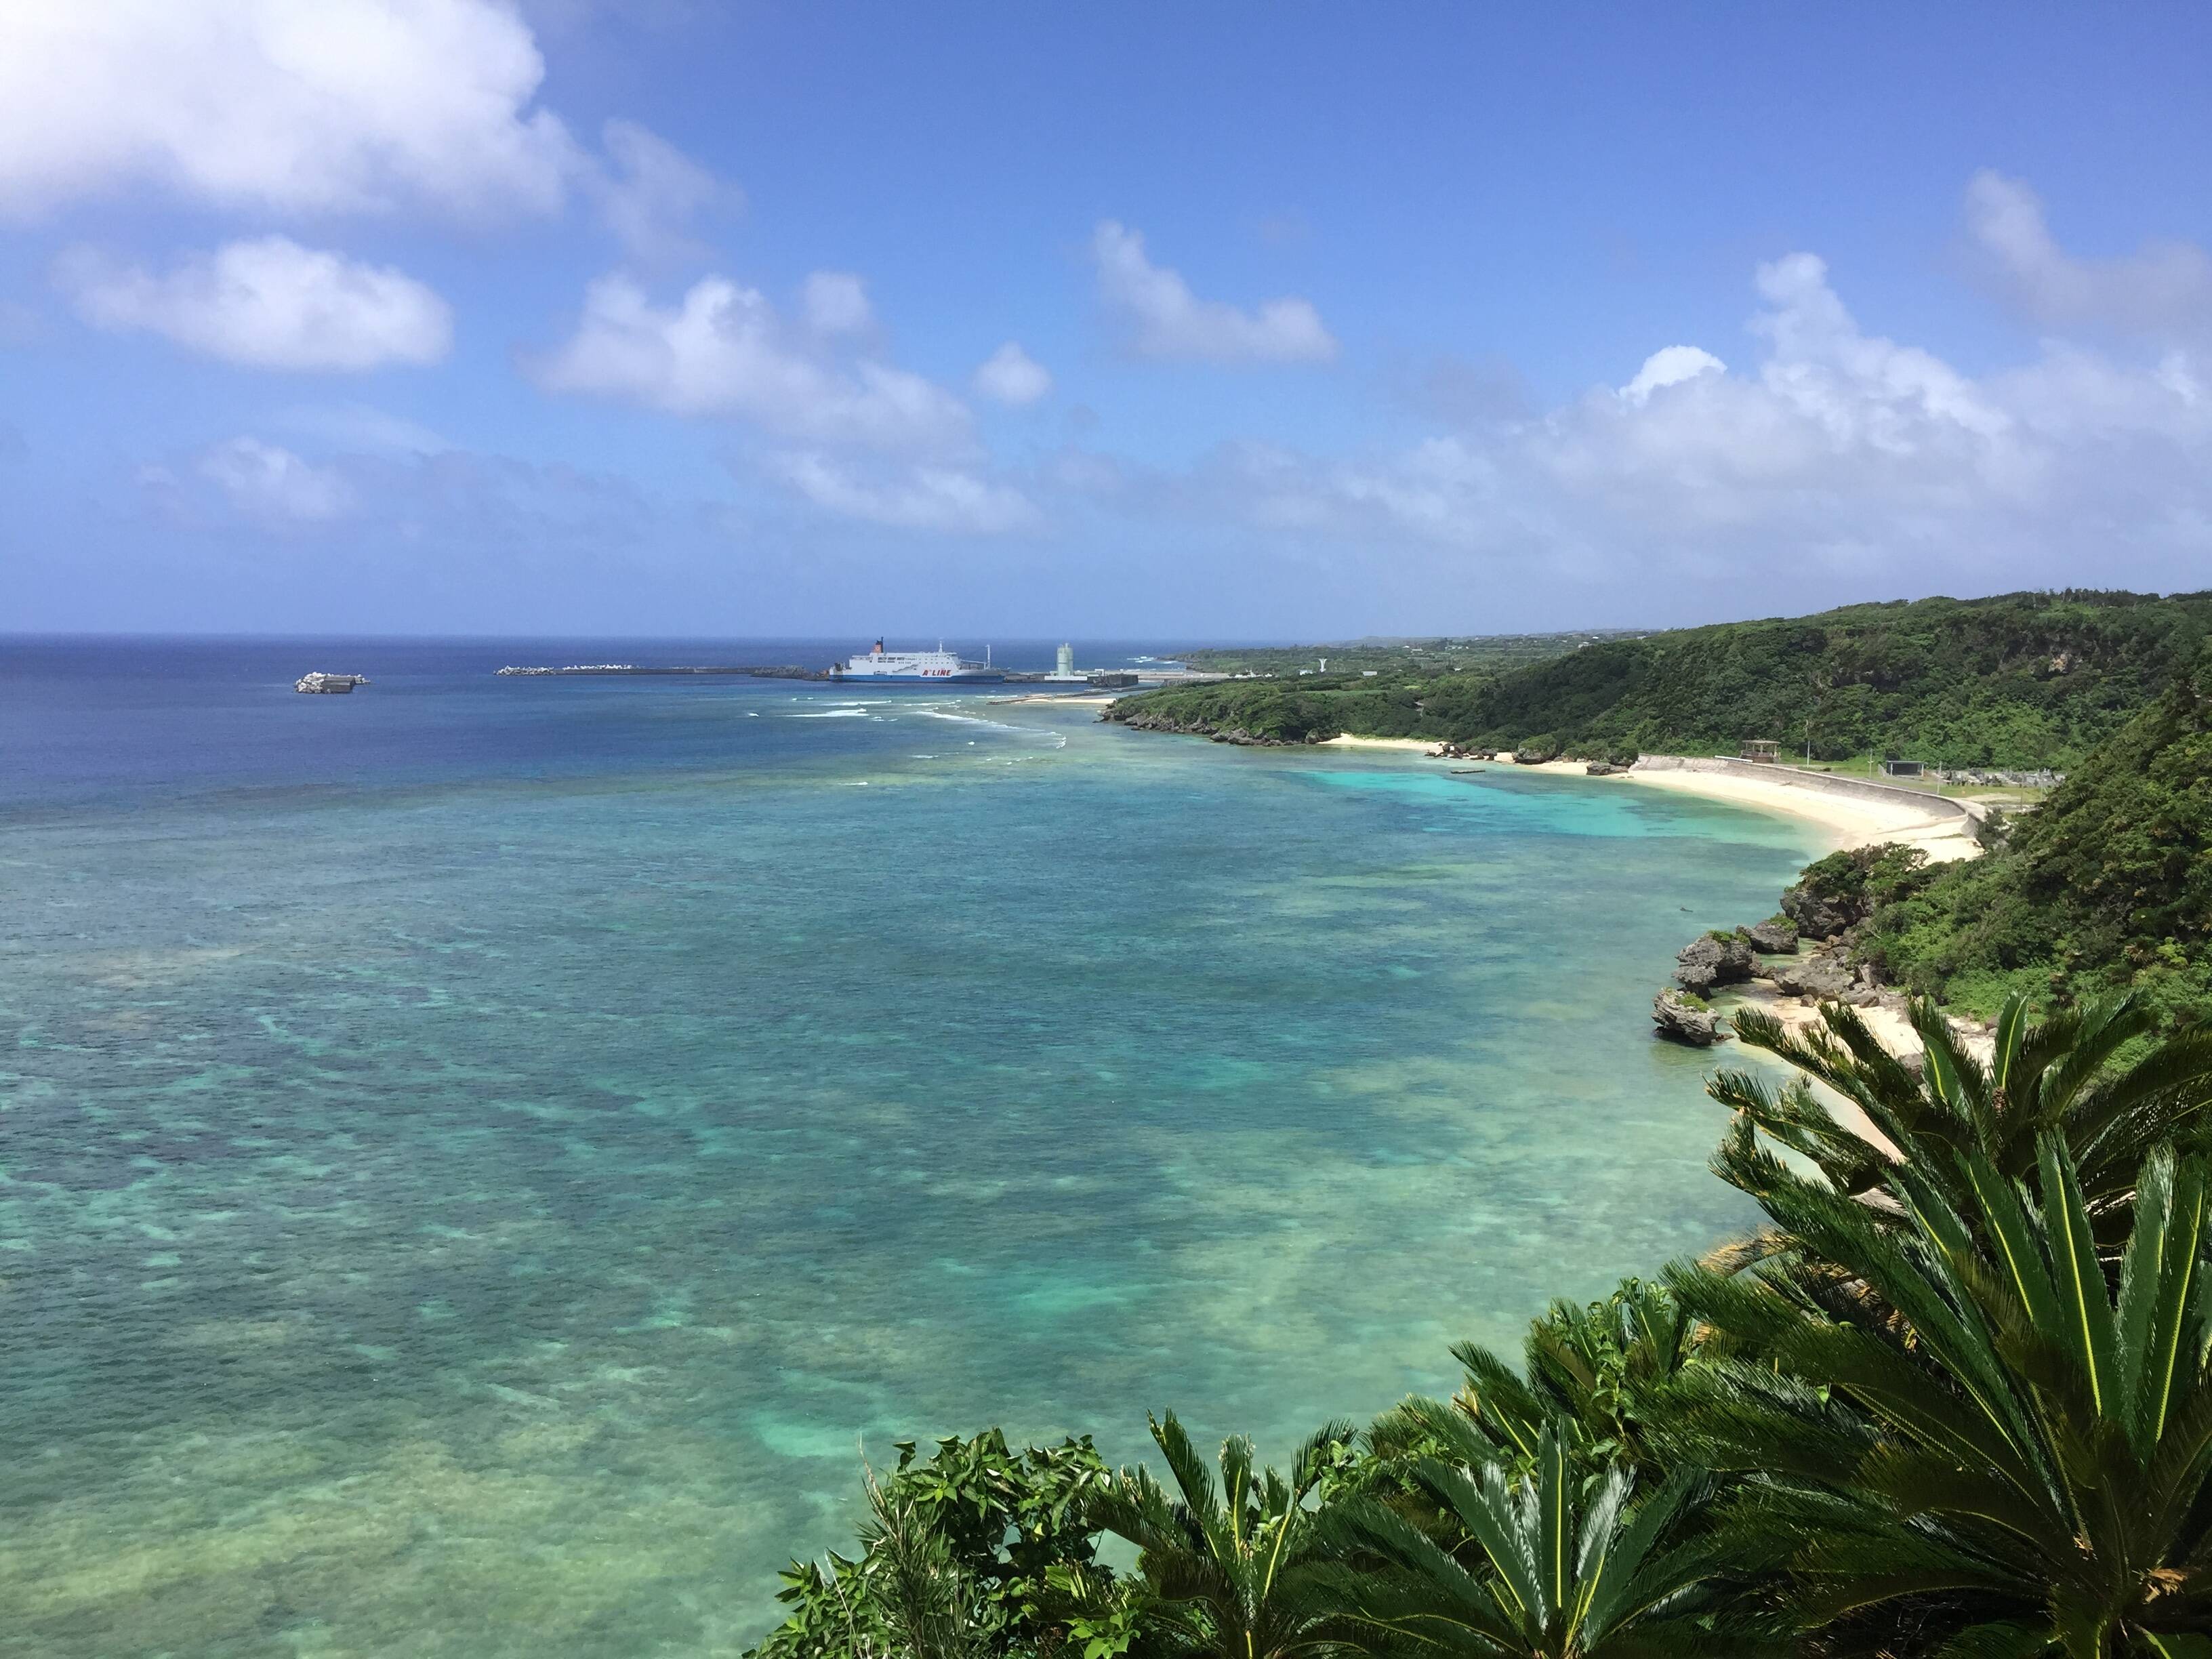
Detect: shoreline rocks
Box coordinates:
(1780, 884, 1850, 942)
(1675, 931, 1756, 994)
(1742, 918, 1799, 955)
(1103, 710, 1322, 745)
(1770, 951, 1857, 1002)
(1653, 988, 1724, 1045)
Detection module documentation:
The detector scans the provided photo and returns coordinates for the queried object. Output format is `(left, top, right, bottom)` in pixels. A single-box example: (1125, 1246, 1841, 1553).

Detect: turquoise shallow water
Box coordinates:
(1, 641, 1820, 1656)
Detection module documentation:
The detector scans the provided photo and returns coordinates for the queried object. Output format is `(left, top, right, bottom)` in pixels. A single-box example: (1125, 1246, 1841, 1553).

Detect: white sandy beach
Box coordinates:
(1320, 735, 1980, 861)
(1318, 735, 1441, 753)
(1605, 764, 1982, 862)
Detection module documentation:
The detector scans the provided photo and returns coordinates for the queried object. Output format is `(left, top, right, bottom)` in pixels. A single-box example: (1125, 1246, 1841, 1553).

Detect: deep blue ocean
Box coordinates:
(1, 637, 1820, 1657)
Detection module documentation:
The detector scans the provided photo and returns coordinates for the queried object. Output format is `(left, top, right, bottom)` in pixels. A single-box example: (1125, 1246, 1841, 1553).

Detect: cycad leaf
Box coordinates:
(2117, 1146, 2179, 1447)
(1572, 1462, 1631, 1598)
(1534, 1425, 1568, 1620)
(1415, 1457, 1542, 1627)
(1576, 1467, 1695, 1641)
(1989, 992, 2030, 1101)
(2136, 1153, 2211, 1450)
(1961, 1148, 2062, 1336)
(2038, 1134, 2120, 1421)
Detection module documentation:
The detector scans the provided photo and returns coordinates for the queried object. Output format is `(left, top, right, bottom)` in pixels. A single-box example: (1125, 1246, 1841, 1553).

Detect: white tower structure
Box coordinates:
(1056, 642, 1075, 676)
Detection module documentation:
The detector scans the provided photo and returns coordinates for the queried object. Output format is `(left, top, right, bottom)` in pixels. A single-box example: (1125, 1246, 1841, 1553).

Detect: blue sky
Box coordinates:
(5, 2, 2211, 638)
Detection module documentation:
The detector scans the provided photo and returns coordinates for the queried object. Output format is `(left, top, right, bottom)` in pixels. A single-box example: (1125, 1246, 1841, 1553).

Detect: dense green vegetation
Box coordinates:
(750, 994, 2212, 1659)
(1806, 644, 2212, 1026)
(742, 594, 2212, 1659)
(1113, 590, 2212, 767)
(1174, 634, 1629, 678)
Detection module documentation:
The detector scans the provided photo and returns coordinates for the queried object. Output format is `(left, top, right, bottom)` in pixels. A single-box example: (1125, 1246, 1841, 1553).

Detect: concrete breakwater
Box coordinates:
(496, 664, 833, 680)
(1629, 754, 1985, 823)
(495, 665, 1124, 685)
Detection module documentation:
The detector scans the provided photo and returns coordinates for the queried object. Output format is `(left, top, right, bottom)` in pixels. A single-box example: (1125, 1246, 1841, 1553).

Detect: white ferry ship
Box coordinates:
(832, 639, 1005, 682)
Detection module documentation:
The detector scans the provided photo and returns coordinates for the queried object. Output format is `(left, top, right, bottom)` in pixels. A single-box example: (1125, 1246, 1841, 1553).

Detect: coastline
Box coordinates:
(1606, 764, 1981, 862)
(1317, 735, 1978, 860)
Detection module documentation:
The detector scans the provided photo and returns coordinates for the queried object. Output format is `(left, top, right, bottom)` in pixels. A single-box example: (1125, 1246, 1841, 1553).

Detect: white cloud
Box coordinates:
(0, 0, 579, 222)
(197, 436, 355, 522)
(800, 272, 874, 336)
(1101, 242, 2211, 606)
(1092, 221, 1336, 364)
(1966, 171, 2212, 339)
(1619, 344, 1725, 404)
(277, 401, 451, 455)
(766, 451, 1043, 534)
(590, 117, 729, 264)
(59, 237, 453, 371)
(532, 273, 972, 453)
(972, 342, 1051, 405)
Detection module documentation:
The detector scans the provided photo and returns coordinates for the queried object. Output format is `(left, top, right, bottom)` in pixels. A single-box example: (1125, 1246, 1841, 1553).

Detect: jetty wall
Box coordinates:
(1631, 754, 1987, 825)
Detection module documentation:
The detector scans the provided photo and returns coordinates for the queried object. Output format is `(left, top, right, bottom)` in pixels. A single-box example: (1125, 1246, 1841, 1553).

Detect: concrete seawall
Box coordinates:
(1631, 754, 1986, 827)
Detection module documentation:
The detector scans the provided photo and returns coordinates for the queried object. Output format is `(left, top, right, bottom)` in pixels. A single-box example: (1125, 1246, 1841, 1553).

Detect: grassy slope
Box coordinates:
(1110, 589, 2212, 767)
(1854, 642, 2212, 1025)
(1174, 631, 1633, 677)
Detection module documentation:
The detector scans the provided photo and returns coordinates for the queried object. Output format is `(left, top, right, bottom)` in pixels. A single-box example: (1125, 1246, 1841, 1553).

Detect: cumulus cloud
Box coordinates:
(1088, 245, 2211, 608)
(195, 436, 355, 523)
(589, 117, 731, 264)
(0, 0, 579, 222)
(59, 237, 453, 371)
(1092, 221, 1336, 364)
(1618, 344, 1725, 404)
(765, 451, 1043, 534)
(972, 342, 1051, 405)
(277, 401, 451, 455)
(800, 272, 874, 337)
(531, 273, 972, 453)
(1966, 171, 2212, 340)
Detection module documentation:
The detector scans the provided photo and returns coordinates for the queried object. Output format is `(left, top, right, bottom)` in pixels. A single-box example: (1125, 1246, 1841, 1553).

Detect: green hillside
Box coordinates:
(1172, 630, 1628, 677)
(1847, 640, 2212, 1025)
(1111, 589, 2212, 767)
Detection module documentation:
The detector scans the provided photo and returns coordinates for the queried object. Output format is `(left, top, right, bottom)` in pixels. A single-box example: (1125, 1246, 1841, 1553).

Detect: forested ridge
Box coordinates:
(1837, 638, 2212, 1025)
(1170, 632, 1631, 678)
(1109, 589, 2212, 767)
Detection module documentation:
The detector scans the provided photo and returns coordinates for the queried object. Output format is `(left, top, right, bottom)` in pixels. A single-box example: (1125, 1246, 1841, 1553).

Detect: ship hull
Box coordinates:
(831, 671, 1006, 684)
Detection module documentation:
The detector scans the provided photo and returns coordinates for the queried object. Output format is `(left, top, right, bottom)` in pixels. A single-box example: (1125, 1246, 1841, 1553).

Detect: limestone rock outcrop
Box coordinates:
(1780, 884, 1851, 943)
(1652, 989, 1724, 1046)
(1743, 918, 1799, 955)
(1771, 951, 1857, 1001)
(1675, 932, 1756, 994)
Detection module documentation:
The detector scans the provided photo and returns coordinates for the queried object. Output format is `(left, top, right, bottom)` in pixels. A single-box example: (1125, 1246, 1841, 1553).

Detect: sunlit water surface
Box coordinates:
(1, 639, 1820, 1657)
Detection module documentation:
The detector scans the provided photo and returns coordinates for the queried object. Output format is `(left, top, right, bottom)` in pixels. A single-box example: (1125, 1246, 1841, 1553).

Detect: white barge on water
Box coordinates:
(831, 639, 1004, 683)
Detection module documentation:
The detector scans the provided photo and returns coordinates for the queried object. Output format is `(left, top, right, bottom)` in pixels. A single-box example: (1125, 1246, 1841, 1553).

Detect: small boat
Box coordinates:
(295, 673, 369, 694)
